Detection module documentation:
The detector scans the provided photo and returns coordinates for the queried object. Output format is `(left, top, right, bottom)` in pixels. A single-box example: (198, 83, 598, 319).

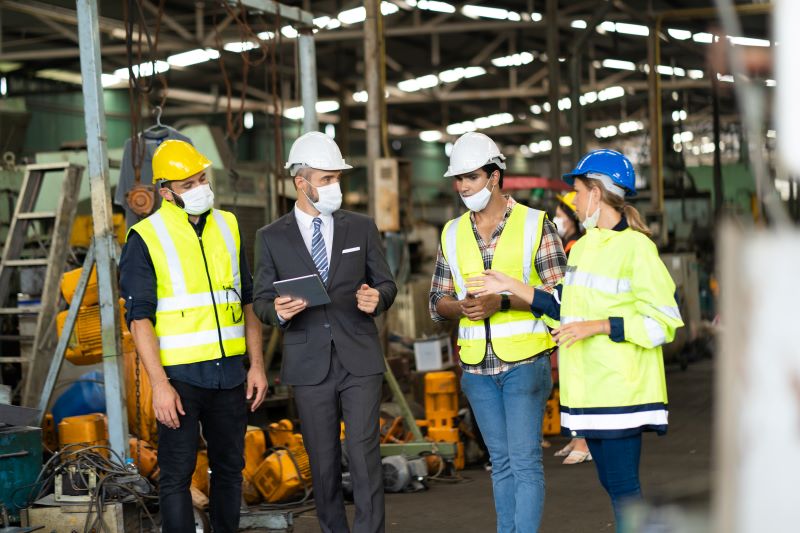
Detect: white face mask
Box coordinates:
(581, 189, 601, 230)
(553, 216, 568, 238)
(461, 179, 495, 212)
(303, 179, 342, 216)
(176, 183, 214, 215)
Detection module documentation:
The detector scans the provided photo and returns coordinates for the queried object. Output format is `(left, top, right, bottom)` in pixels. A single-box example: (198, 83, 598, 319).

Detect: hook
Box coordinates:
(153, 105, 163, 127)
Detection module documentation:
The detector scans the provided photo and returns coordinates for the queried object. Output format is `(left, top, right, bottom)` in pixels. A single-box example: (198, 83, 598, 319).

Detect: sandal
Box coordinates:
(562, 450, 592, 465)
(554, 443, 574, 457)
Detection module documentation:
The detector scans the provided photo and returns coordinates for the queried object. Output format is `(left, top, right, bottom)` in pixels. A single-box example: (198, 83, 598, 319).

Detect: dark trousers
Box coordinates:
(586, 434, 643, 531)
(157, 380, 247, 533)
(293, 346, 384, 533)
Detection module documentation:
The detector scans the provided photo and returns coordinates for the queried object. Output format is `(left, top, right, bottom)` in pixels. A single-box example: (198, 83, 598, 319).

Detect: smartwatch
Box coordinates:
(500, 294, 511, 311)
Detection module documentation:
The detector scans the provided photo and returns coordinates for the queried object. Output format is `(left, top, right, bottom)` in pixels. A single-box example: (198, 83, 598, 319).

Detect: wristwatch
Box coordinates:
(500, 294, 511, 311)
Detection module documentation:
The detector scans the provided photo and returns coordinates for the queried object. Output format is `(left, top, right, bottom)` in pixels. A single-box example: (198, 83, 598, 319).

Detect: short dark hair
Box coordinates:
(482, 163, 504, 189)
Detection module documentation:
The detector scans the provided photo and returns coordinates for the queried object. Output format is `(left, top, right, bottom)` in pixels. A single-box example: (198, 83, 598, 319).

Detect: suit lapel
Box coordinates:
(284, 211, 318, 274)
(326, 211, 349, 287)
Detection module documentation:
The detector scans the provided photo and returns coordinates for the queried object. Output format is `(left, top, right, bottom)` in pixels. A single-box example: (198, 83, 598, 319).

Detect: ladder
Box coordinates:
(0, 162, 83, 405)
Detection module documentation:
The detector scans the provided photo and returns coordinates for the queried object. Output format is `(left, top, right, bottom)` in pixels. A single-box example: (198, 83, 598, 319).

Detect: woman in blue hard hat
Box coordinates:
(467, 149, 684, 530)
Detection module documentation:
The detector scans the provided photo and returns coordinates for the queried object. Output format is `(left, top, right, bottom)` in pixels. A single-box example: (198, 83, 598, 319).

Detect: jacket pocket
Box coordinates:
(284, 330, 307, 345)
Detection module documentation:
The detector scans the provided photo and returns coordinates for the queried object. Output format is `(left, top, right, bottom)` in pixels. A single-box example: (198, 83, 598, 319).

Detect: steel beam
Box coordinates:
(233, 0, 314, 26)
(364, 0, 381, 219)
(76, 0, 128, 459)
(546, 0, 561, 180)
(298, 29, 319, 133)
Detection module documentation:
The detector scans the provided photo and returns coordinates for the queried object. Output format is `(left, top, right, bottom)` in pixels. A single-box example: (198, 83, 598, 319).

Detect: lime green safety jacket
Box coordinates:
(129, 200, 246, 366)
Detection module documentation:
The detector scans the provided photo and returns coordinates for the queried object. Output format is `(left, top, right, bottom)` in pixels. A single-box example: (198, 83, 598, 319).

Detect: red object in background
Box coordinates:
(452, 175, 571, 192)
(550, 350, 559, 386)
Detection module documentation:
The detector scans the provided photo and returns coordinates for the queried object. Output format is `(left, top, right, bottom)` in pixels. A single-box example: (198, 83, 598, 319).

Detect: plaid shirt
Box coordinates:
(429, 196, 566, 376)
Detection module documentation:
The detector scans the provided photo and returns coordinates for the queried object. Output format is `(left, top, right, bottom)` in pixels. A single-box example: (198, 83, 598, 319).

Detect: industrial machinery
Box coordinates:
(421, 371, 465, 470)
(57, 413, 108, 455)
(252, 420, 312, 503)
(381, 455, 429, 493)
(0, 425, 42, 523)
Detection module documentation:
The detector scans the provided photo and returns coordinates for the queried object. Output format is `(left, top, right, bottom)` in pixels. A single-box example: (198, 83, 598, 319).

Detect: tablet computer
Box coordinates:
(273, 274, 331, 307)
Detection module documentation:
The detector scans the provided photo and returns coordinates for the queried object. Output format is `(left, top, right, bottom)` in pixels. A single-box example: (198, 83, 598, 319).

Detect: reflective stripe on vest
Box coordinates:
(131, 202, 246, 366)
(442, 204, 555, 364)
(563, 265, 632, 295)
(560, 408, 668, 432)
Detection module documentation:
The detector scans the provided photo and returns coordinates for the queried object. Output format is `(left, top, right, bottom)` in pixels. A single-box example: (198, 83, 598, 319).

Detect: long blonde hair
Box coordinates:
(577, 176, 652, 237)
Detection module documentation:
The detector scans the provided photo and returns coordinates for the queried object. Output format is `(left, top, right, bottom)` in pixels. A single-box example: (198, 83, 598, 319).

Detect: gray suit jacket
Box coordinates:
(253, 209, 397, 386)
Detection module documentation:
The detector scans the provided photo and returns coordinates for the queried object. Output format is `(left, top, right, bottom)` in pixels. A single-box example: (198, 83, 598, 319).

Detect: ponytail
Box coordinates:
(577, 175, 653, 237)
(623, 204, 652, 237)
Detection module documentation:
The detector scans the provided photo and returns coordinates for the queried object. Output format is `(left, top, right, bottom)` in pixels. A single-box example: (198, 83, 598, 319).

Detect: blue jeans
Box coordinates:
(586, 435, 643, 531)
(461, 356, 552, 533)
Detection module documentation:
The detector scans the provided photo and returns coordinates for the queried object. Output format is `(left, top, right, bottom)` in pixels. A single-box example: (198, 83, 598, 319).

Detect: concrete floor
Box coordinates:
(290, 359, 712, 533)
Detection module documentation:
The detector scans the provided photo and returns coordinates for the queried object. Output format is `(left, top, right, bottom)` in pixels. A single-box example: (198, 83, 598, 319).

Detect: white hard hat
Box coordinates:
(443, 132, 506, 178)
(285, 131, 353, 175)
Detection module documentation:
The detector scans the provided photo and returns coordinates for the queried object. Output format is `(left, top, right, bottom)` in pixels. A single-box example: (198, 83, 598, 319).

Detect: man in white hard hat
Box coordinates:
(253, 131, 397, 533)
(428, 132, 566, 532)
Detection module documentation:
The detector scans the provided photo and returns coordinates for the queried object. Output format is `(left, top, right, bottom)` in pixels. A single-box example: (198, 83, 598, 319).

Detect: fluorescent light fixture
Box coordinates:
(688, 69, 704, 79)
(257, 31, 275, 40)
(543, 102, 551, 112)
(281, 26, 298, 39)
(668, 28, 692, 40)
(313, 16, 331, 28)
(558, 97, 571, 110)
(417, 1, 456, 13)
(618, 120, 644, 133)
(766, 79, 776, 87)
(438, 66, 486, 83)
(243, 111, 254, 130)
(445, 142, 454, 156)
(102, 74, 123, 87)
(767, 130, 776, 139)
(0, 62, 22, 73)
(398, 74, 438, 92)
(615, 22, 649, 36)
(36, 69, 82, 84)
(446, 113, 513, 135)
(657, 65, 686, 77)
(167, 48, 219, 67)
(583, 91, 597, 104)
(530, 12, 542, 22)
(284, 100, 340, 120)
(491, 52, 535, 68)
(672, 131, 694, 143)
(559, 136, 573, 147)
(597, 86, 625, 100)
(530, 104, 542, 114)
(114, 61, 169, 79)
(0, 77, 6, 96)
(419, 130, 443, 142)
(571, 20, 587, 29)
(462, 5, 517, 21)
(327, 19, 342, 29)
(594, 125, 618, 139)
(717, 73, 734, 83)
(339, 6, 366, 24)
(728, 36, 770, 47)
(325, 124, 336, 138)
(602, 59, 636, 71)
(224, 41, 259, 53)
(672, 109, 687, 121)
(693, 32, 714, 44)
(599, 21, 649, 36)
(353, 90, 368, 102)
(381, 2, 400, 15)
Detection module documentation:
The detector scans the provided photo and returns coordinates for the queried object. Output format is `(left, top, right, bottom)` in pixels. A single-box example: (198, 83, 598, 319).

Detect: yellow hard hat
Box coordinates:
(556, 191, 577, 215)
(151, 140, 212, 184)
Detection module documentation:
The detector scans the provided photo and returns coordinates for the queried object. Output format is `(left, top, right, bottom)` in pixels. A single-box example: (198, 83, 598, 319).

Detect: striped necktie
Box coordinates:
(311, 217, 329, 283)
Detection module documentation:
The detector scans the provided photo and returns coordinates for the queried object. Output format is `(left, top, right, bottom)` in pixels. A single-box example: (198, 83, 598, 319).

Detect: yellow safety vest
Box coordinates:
(441, 204, 555, 365)
(557, 227, 684, 438)
(130, 200, 246, 366)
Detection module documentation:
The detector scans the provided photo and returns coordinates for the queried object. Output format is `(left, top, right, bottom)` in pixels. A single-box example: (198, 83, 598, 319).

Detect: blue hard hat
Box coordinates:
(562, 149, 637, 197)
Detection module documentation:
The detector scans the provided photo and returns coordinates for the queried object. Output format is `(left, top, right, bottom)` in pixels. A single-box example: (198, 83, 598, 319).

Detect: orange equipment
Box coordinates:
(542, 388, 561, 436)
(423, 371, 464, 469)
(58, 413, 109, 456)
(251, 420, 312, 503)
(70, 213, 125, 249)
(242, 427, 267, 504)
(56, 298, 134, 366)
(129, 438, 159, 479)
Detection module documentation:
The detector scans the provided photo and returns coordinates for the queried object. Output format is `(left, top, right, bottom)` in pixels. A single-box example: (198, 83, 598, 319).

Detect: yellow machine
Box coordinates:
(129, 437, 159, 479)
(242, 427, 267, 504)
(58, 413, 109, 456)
(252, 420, 312, 503)
(56, 299, 134, 366)
(423, 371, 464, 470)
(69, 213, 126, 249)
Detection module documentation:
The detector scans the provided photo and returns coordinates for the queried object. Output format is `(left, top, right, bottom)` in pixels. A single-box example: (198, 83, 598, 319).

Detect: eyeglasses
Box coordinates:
(223, 285, 243, 324)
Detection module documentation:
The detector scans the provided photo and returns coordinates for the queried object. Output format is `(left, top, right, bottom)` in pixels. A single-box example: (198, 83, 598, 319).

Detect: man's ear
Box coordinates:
(158, 185, 173, 201)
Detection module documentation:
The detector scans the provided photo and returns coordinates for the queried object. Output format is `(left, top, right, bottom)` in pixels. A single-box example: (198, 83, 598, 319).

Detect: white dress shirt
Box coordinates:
(293, 203, 334, 262)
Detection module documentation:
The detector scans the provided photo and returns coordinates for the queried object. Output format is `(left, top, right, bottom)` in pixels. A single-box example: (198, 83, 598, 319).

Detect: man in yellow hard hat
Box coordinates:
(119, 139, 267, 533)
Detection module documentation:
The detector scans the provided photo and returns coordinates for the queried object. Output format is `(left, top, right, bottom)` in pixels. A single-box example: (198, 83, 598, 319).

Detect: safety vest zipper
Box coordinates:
(198, 234, 226, 358)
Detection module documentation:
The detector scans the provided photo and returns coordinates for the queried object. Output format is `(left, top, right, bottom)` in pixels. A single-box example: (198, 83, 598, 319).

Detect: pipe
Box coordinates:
(546, 0, 561, 180)
(298, 29, 318, 133)
(364, 0, 381, 218)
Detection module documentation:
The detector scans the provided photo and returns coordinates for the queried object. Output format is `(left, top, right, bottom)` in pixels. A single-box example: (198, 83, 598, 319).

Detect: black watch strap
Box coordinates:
(500, 293, 511, 311)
